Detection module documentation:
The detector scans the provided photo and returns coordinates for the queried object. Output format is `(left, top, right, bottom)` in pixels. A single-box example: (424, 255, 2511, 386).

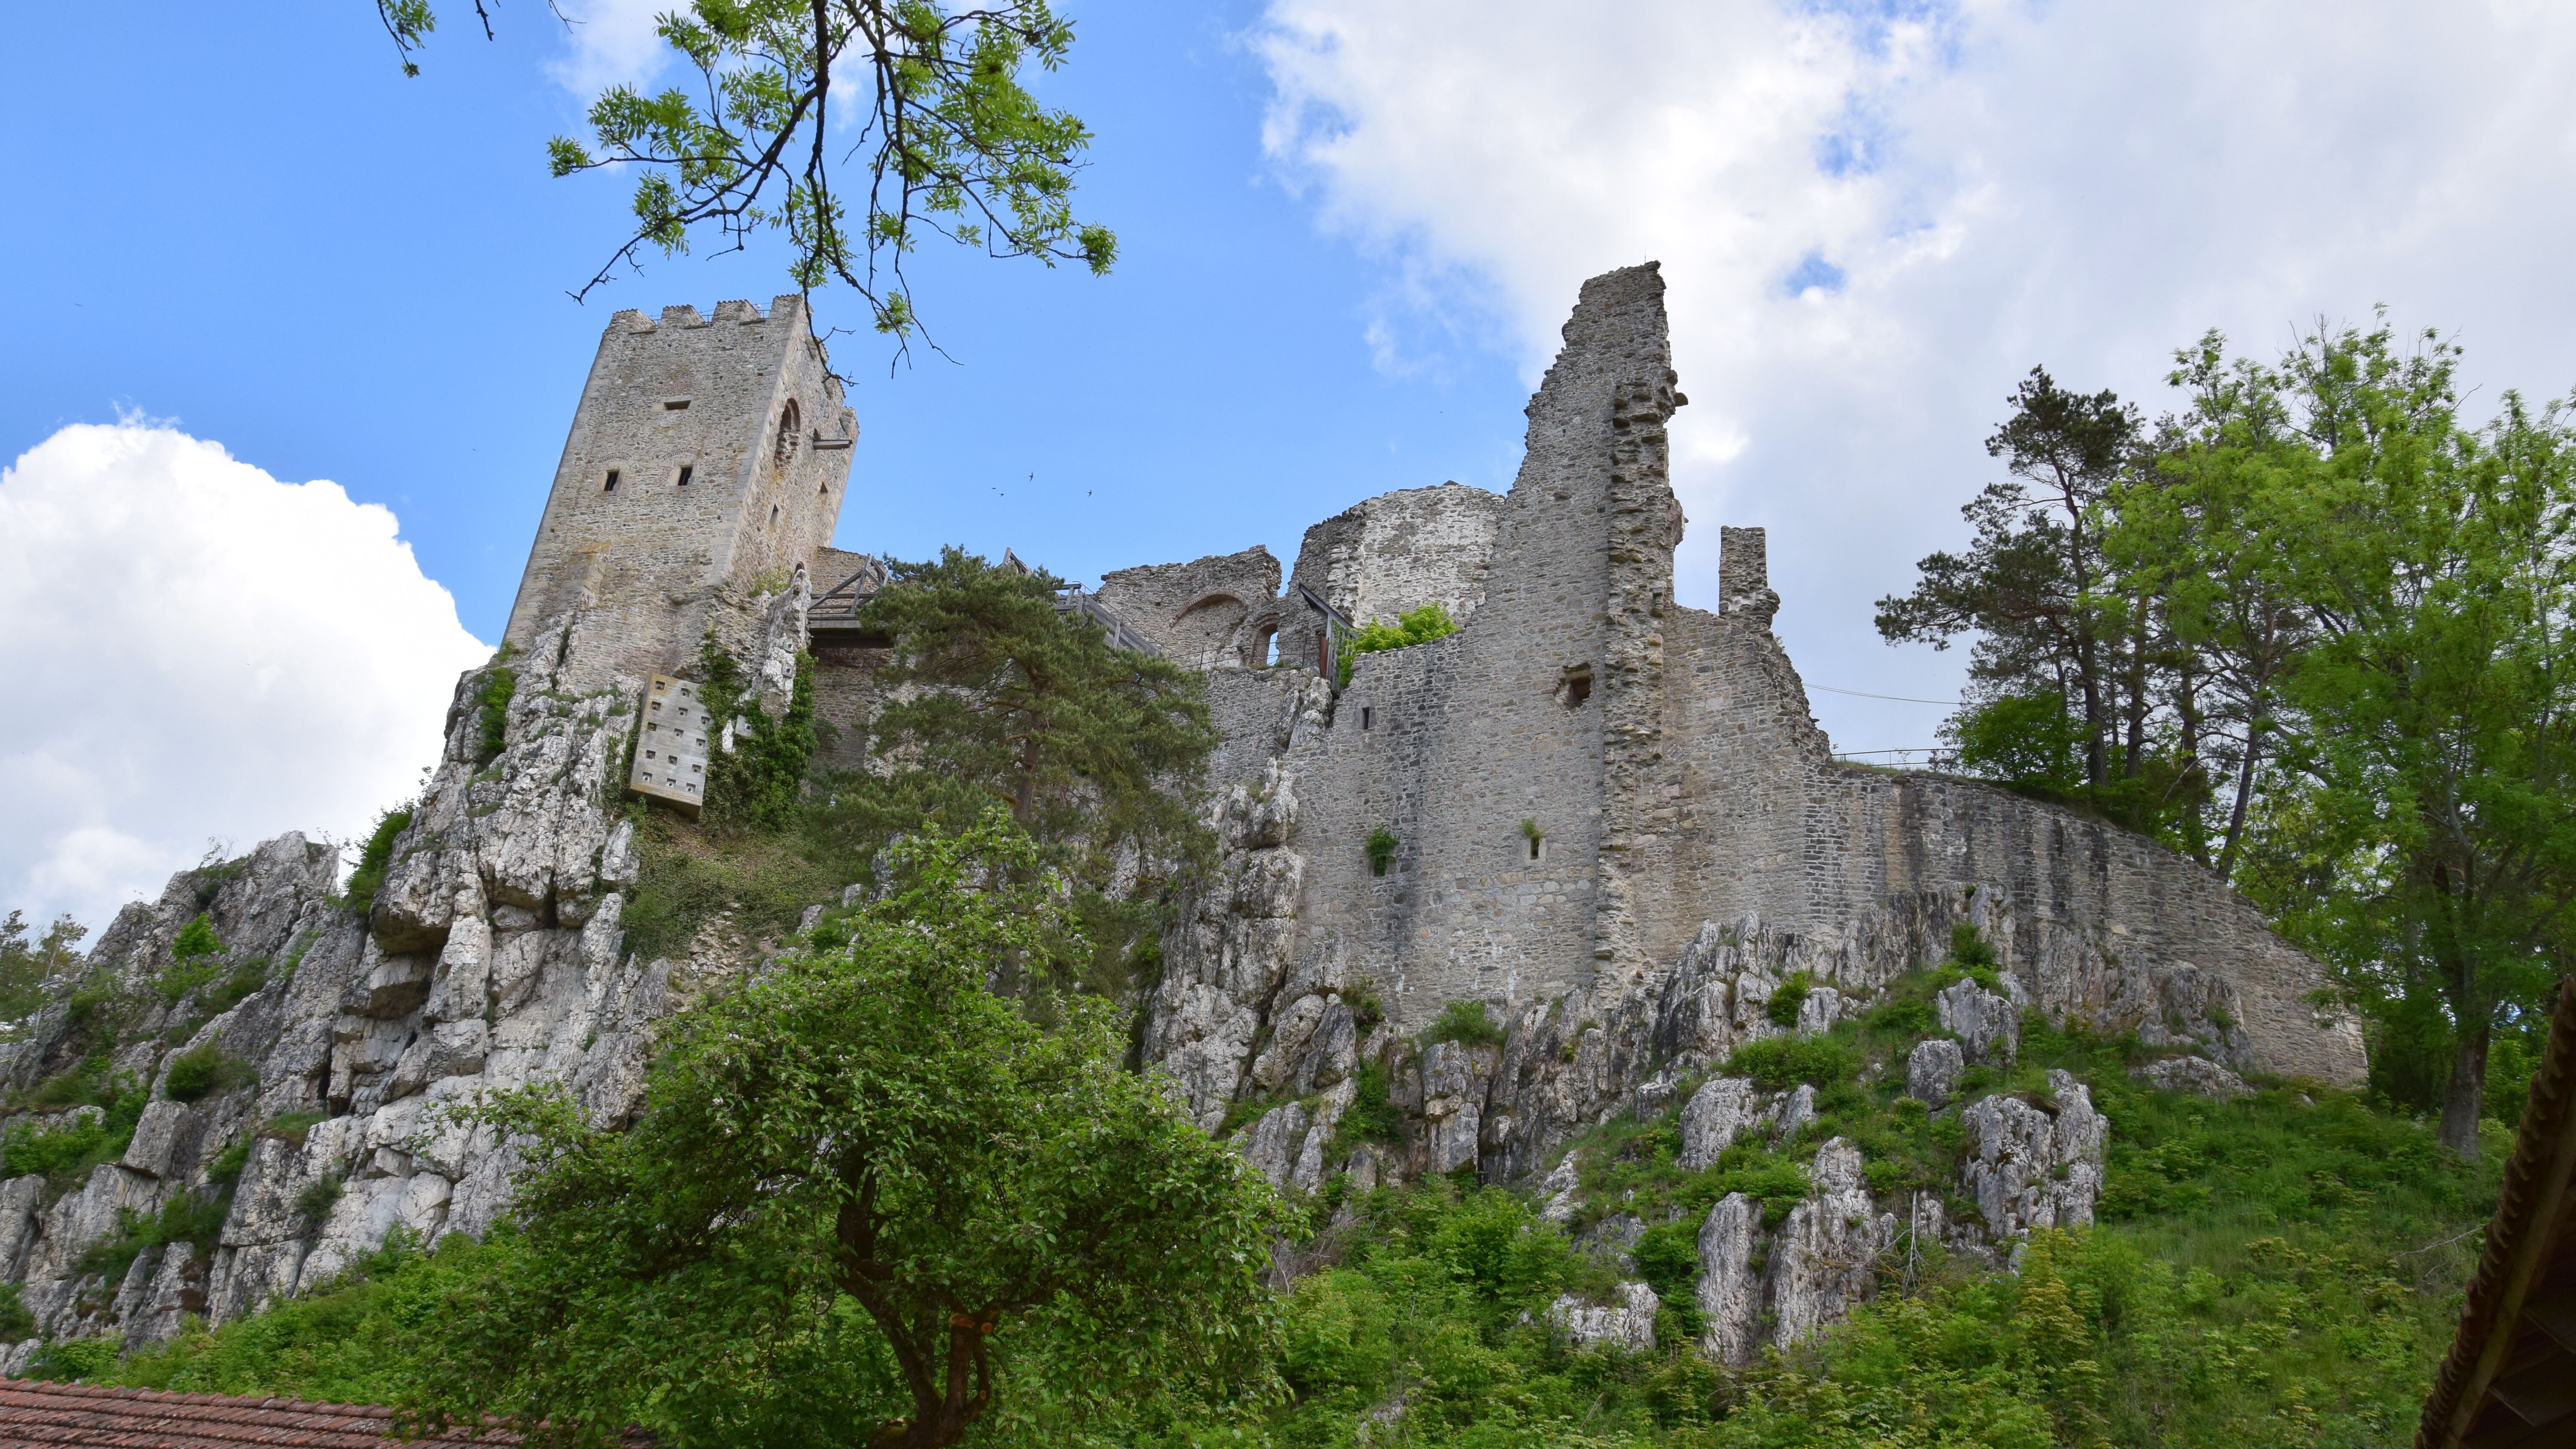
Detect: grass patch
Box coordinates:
(73, 1192, 229, 1286)
(1424, 999, 1505, 1049)
(2, 1073, 147, 1179)
(619, 809, 848, 966)
(341, 806, 412, 917)
(163, 1045, 256, 1103)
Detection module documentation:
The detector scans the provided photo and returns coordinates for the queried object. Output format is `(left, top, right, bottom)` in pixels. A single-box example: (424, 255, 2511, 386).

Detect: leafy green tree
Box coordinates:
(814, 548, 1215, 998)
(397, 819, 1286, 1449)
(1878, 369, 2143, 793)
(375, 0, 1113, 339)
(2103, 335, 2316, 875)
(0, 911, 86, 1022)
(2243, 320, 2576, 1155)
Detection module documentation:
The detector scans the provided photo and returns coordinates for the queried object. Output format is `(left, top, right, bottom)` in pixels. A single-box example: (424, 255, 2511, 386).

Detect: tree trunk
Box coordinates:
(2437, 1009, 2490, 1158)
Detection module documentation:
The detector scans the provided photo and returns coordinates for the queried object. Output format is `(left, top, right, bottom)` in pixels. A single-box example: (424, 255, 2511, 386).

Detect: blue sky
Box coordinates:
(0, 0, 1531, 637)
(13, 0, 2576, 928)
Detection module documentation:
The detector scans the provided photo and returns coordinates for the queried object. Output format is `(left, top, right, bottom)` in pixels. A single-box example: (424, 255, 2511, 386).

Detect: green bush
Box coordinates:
(342, 806, 412, 916)
(474, 657, 518, 765)
(1337, 601, 1459, 685)
(155, 918, 230, 1005)
(1336, 1060, 1403, 1149)
(1723, 1034, 1857, 1089)
(294, 1173, 344, 1227)
(170, 914, 220, 962)
(163, 1045, 255, 1103)
(0, 1283, 33, 1342)
(2, 1074, 147, 1179)
(75, 1193, 228, 1286)
(1365, 825, 1398, 877)
(1424, 998, 1506, 1048)
(1765, 969, 1814, 1028)
(27, 1334, 121, 1383)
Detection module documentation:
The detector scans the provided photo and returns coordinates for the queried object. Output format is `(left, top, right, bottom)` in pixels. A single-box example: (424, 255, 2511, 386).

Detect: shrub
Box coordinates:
(1631, 1220, 1704, 1337)
(1338, 1061, 1402, 1148)
(0, 1283, 31, 1342)
(342, 806, 412, 916)
(294, 1173, 344, 1227)
(1342, 980, 1385, 1028)
(474, 657, 518, 765)
(1724, 1034, 1857, 1089)
(1424, 999, 1505, 1049)
(1766, 969, 1814, 1028)
(1365, 826, 1398, 877)
(75, 1194, 228, 1285)
(1949, 920, 1998, 969)
(3, 1074, 148, 1178)
(170, 914, 221, 962)
(1337, 602, 1459, 685)
(201, 957, 269, 1016)
(163, 1045, 255, 1103)
(27, 1334, 120, 1383)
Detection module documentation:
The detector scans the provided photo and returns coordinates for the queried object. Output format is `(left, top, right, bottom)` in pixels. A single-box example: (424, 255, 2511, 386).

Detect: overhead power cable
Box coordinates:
(1807, 683, 1964, 706)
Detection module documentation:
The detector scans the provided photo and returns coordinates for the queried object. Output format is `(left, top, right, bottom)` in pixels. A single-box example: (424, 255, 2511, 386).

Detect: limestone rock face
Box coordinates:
(1694, 1192, 1762, 1364)
(1678, 1076, 1758, 1170)
(0, 606, 788, 1349)
(1767, 1139, 1898, 1348)
(1907, 1039, 1964, 1109)
(1959, 1070, 2108, 1239)
(1938, 981, 2020, 1067)
(2134, 1054, 2251, 1099)
(1548, 1281, 1660, 1353)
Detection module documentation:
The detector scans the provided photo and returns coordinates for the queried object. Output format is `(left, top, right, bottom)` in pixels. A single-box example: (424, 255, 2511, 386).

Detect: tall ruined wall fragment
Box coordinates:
(1133, 261, 2363, 1200)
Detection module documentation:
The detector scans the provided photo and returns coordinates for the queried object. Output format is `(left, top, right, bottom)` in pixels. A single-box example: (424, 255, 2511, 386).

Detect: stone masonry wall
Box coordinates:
(502, 296, 857, 692)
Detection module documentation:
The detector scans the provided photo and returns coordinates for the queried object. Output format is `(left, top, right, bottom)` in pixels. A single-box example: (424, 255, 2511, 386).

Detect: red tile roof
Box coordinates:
(0, 1378, 659, 1447)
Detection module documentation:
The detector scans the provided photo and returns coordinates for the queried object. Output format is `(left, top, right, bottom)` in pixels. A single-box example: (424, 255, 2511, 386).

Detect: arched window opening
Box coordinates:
(774, 399, 802, 468)
(1263, 629, 1280, 667)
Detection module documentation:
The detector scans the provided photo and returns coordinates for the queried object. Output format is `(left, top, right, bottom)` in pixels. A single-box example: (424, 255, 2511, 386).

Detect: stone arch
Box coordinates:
(1173, 592, 1251, 671)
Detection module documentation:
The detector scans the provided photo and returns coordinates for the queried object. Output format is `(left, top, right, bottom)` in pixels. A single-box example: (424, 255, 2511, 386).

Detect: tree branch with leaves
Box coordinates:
(375, 0, 1113, 346)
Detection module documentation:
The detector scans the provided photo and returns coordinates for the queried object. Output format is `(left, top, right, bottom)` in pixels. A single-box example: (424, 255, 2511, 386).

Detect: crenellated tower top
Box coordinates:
(503, 294, 857, 688)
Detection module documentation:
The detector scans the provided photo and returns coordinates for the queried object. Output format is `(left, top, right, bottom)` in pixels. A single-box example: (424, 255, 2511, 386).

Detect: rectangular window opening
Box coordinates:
(603, 469, 620, 493)
(677, 465, 694, 487)
(1361, 706, 1373, 731)
(664, 399, 690, 410)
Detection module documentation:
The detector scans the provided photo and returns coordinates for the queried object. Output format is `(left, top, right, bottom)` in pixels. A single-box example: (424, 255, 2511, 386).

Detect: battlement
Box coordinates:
(502, 292, 859, 689)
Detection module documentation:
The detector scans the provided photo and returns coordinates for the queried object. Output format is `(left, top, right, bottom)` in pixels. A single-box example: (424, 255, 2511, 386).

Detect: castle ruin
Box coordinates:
(0, 268, 2363, 1361)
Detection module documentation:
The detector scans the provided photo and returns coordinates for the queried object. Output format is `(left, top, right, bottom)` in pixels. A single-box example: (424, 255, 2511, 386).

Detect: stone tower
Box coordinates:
(502, 295, 858, 688)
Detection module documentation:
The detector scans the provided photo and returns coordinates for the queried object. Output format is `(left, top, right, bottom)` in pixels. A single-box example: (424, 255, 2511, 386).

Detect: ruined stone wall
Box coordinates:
(502, 296, 857, 691)
(1095, 547, 1283, 671)
(1139, 261, 2360, 1184)
(1271, 483, 1509, 672)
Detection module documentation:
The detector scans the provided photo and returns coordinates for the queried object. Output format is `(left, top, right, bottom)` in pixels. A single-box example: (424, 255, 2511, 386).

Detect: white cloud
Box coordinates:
(1256, 0, 2576, 755)
(0, 421, 490, 935)
(544, 0, 675, 100)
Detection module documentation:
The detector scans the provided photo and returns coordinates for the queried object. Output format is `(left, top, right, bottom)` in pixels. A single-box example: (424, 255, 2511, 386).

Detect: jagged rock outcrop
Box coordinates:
(1907, 1039, 1964, 1108)
(1937, 980, 2020, 1067)
(1959, 1070, 2108, 1239)
(2134, 1054, 2251, 1099)
(1548, 1281, 1659, 1352)
(0, 601, 800, 1357)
